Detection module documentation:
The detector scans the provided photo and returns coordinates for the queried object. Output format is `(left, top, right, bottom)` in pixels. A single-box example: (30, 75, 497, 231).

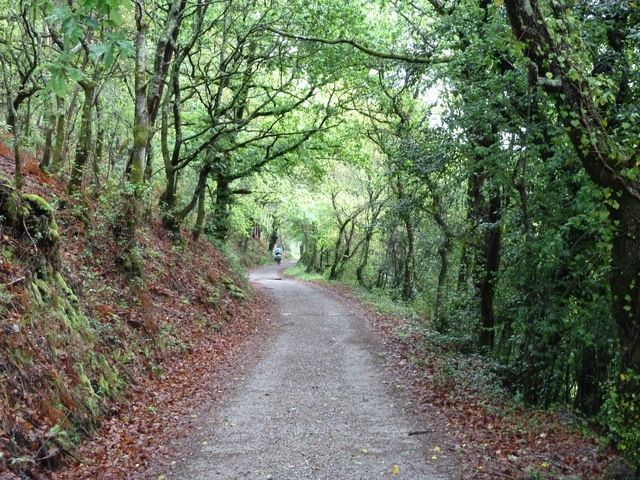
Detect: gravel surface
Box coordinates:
(161, 263, 459, 480)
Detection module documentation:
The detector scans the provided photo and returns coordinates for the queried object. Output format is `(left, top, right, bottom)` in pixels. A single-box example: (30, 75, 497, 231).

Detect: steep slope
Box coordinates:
(0, 151, 266, 479)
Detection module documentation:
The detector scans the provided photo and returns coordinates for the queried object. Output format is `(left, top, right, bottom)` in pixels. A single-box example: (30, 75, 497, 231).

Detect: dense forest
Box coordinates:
(1, 0, 639, 477)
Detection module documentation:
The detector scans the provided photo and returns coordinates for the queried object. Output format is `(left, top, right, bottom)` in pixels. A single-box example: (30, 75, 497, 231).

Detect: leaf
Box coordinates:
(89, 44, 108, 62)
(391, 464, 400, 474)
(49, 73, 69, 97)
(66, 66, 85, 82)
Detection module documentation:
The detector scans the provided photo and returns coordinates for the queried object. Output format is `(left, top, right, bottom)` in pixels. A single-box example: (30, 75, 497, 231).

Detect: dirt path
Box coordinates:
(159, 263, 459, 479)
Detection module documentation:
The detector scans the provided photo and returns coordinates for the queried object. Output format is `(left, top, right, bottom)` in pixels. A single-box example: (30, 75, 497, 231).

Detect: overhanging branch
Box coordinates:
(265, 26, 436, 65)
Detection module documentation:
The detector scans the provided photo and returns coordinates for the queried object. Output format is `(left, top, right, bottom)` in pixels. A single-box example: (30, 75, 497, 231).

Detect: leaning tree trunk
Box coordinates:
(170, 163, 213, 235)
(159, 85, 180, 231)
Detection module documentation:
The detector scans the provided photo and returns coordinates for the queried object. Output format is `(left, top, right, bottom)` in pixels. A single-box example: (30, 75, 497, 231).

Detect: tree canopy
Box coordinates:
(1, 0, 640, 473)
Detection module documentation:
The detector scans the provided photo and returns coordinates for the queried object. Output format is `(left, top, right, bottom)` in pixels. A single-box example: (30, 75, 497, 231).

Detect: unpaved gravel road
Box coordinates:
(162, 262, 459, 480)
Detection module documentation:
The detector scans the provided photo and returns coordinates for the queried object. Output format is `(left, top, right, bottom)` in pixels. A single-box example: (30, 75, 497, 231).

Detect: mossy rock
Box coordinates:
(21, 194, 60, 246)
(0, 177, 59, 250)
(21, 193, 53, 214)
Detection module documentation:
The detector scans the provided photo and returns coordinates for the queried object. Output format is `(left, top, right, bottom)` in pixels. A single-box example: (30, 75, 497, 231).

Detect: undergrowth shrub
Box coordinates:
(601, 370, 640, 474)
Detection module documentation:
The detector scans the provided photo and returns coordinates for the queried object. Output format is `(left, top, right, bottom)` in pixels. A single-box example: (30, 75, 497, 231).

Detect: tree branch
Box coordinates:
(264, 27, 435, 65)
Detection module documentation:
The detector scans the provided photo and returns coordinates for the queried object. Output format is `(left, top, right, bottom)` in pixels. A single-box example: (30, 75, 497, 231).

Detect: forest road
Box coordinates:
(163, 262, 458, 480)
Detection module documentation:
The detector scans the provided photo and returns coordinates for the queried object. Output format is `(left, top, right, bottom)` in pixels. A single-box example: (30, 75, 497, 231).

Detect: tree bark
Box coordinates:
(478, 192, 501, 351)
(6, 97, 24, 189)
(399, 204, 416, 300)
(191, 186, 207, 240)
(40, 101, 56, 172)
(129, 1, 150, 188)
(209, 173, 232, 243)
(68, 81, 96, 195)
(51, 97, 65, 173)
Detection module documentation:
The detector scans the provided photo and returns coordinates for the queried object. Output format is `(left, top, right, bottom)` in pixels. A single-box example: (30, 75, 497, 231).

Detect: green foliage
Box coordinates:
(284, 262, 327, 283)
(601, 371, 640, 471)
(44, 0, 134, 95)
(222, 277, 246, 299)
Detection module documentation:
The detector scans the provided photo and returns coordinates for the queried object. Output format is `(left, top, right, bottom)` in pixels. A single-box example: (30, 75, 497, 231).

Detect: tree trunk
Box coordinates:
(92, 100, 105, 196)
(329, 220, 348, 281)
(191, 186, 207, 240)
(356, 229, 374, 289)
(159, 92, 179, 230)
(146, 0, 186, 128)
(129, 5, 150, 188)
(40, 110, 54, 172)
(68, 82, 96, 195)
(209, 174, 231, 243)
(268, 218, 279, 253)
(6, 100, 24, 190)
(51, 97, 65, 173)
(394, 181, 416, 301)
(479, 192, 501, 350)
(429, 191, 454, 332)
(467, 130, 502, 352)
(610, 194, 640, 375)
(171, 163, 213, 233)
(435, 236, 451, 332)
(0, 48, 40, 189)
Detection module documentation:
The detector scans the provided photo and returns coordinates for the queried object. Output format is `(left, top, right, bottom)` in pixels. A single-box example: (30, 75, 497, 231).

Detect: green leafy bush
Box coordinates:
(601, 370, 640, 472)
